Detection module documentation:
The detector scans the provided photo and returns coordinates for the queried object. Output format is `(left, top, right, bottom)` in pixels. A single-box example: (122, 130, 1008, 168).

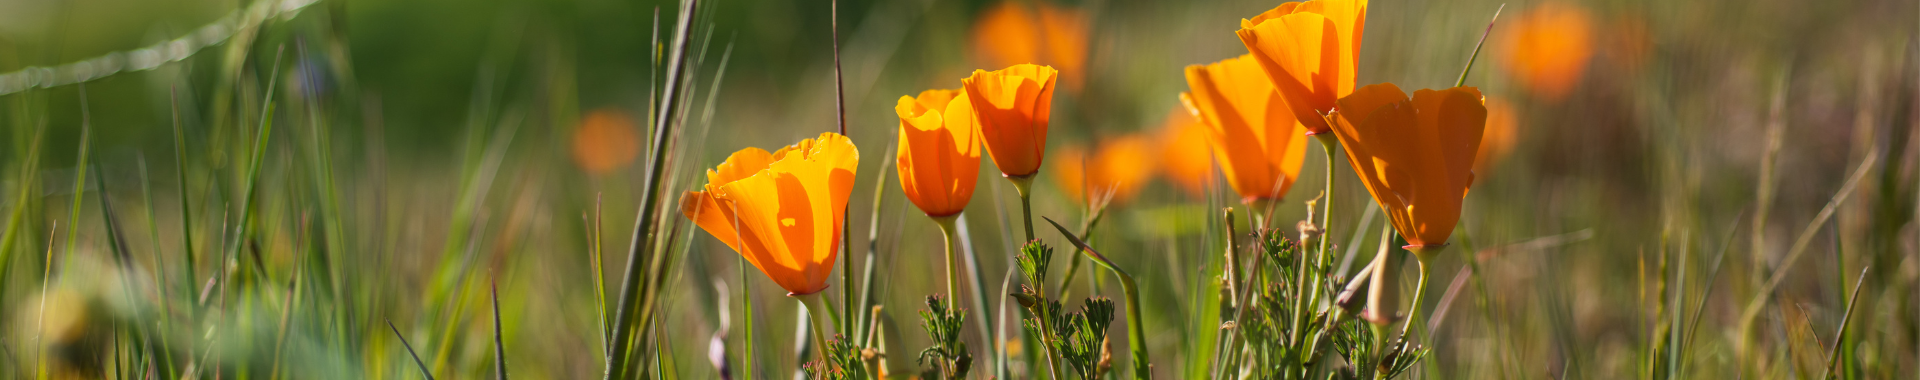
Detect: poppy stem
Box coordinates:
(933, 215, 964, 310)
(793, 292, 834, 365)
(1009, 175, 1038, 243)
(1399, 250, 1437, 339)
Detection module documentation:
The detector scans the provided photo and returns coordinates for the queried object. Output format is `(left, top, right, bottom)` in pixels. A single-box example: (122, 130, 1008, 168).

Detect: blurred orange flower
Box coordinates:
(571, 109, 641, 175)
(1157, 108, 1215, 198)
(1474, 97, 1518, 173)
(1054, 134, 1158, 204)
(680, 133, 860, 295)
(1328, 84, 1486, 248)
(1182, 54, 1311, 204)
(895, 89, 983, 217)
(969, 1, 1088, 92)
(1237, 0, 1367, 135)
(1498, 2, 1593, 101)
(964, 64, 1058, 178)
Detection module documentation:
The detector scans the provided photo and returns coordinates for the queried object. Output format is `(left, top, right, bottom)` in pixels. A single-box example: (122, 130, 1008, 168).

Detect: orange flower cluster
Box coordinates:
(1191, 0, 1490, 249)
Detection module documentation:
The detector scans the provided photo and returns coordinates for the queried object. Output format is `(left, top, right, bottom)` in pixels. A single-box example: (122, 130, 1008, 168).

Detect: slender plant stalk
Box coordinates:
(389, 320, 436, 380)
(493, 277, 510, 380)
(607, 1, 700, 378)
(1822, 266, 1870, 380)
(1030, 261, 1065, 380)
(1400, 251, 1438, 339)
(169, 87, 199, 312)
(952, 215, 997, 373)
(1011, 176, 1037, 242)
(61, 87, 93, 280)
(934, 216, 964, 309)
(738, 255, 757, 380)
(794, 292, 834, 364)
(828, 0, 858, 342)
(1454, 4, 1504, 88)
(34, 223, 56, 380)
(0, 116, 47, 299)
(856, 143, 895, 345)
(1046, 217, 1151, 379)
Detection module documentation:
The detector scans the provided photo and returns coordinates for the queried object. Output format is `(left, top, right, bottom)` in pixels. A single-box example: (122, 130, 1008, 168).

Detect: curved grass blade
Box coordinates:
(1044, 216, 1152, 379)
(389, 319, 436, 380)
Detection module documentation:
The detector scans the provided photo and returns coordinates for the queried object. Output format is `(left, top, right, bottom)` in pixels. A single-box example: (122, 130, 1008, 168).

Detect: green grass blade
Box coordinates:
(493, 276, 510, 380)
(607, 1, 701, 377)
(1821, 266, 1869, 380)
(1046, 216, 1152, 379)
(388, 319, 436, 380)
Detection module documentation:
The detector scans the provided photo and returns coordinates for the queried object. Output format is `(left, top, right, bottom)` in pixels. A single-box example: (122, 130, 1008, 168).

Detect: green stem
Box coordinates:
(1108, 262, 1151, 379)
(793, 292, 833, 364)
(1032, 279, 1065, 380)
(954, 214, 997, 368)
(934, 216, 963, 308)
(608, 1, 700, 377)
(1400, 254, 1434, 339)
(1045, 217, 1151, 379)
(1011, 175, 1036, 243)
(738, 256, 756, 379)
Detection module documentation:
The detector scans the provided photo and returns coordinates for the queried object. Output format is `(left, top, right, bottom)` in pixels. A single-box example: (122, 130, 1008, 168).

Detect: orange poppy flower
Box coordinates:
(896, 89, 983, 217)
(1327, 83, 1486, 249)
(571, 109, 642, 175)
(969, 1, 1088, 92)
(963, 64, 1058, 178)
(1236, 0, 1368, 135)
(1474, 97, 1518, 173)
(1157, 107, 1215, 198)
(1181, 54, 1311, 204)
(1053, 134, 1158, 204)
(1498, 1, 1593, 101)
(680, 132, 860, 295)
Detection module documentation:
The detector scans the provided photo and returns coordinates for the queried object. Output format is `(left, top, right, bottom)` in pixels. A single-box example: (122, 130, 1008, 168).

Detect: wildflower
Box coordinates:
(1181, 54, 1310, 204)
(1327, 83, 1486, 250)
(680, 132, 859, 295)
(963, 64, 1059, 179)
(1498, 1, 1593, 101)
(570, 109, 642, 175)
(896, 89, 982, 217)
(1236, 0, 1368, 134)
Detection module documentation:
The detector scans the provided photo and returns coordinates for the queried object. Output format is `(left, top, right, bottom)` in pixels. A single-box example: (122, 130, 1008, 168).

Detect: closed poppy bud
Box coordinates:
(681, 132, 860, 296)
(1181, 54, 1311, 204)
(1327, 83, 1486, 249)
(964, 64, 1059, 178)
(1236, 0, 1368, 135)
(896, 89, 983, 217)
